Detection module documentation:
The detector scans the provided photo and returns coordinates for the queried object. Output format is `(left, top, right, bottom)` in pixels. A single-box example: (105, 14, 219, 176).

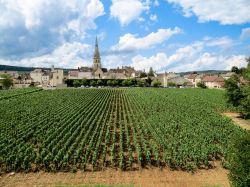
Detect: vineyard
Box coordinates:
(0, 88, 244, 172)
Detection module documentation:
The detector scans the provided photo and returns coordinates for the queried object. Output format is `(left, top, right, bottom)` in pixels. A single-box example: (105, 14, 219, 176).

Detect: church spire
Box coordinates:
(94, 36, 100, 59)
(93, 36, 101, 71)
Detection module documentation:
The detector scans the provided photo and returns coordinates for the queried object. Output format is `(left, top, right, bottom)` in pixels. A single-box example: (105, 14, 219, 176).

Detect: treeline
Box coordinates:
(225, 57, 250, 118)
(65, 78, 162, 88)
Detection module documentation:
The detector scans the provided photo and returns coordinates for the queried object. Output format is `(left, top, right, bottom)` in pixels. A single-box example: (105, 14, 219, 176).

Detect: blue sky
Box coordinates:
(0, 0, 250, 72)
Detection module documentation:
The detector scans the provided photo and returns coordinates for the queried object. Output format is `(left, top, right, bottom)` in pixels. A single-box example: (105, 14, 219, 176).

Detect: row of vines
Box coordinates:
(0, 88, 245, 172)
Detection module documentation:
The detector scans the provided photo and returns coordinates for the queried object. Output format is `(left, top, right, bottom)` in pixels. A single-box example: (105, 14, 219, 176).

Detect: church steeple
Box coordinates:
(93, 36, 101, 71)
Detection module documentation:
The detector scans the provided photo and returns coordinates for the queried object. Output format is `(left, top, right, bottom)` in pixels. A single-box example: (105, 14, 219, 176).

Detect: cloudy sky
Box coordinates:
(0, 0, 250, 72)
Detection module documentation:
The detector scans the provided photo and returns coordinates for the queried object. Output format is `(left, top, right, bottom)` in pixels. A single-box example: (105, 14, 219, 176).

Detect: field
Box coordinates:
(0, 88, 244, 174)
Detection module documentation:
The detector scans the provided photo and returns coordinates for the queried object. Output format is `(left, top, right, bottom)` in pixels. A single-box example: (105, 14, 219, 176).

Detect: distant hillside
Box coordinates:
(0, 65, 74, 73)
(179, 70, 230, 76)
(0, 65, 35, 72)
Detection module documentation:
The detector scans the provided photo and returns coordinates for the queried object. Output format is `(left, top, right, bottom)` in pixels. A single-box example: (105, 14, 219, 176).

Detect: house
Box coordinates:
(201, 75, 225, 88)
(221, 72, 234, 80)
(156, 72, 179, 87)
(0, 71, 19, 79)
(185, 73, 204, 87)
(13, 74, 32, 88)
(167, 76, 192, 87)
(30, 66, 64, 87)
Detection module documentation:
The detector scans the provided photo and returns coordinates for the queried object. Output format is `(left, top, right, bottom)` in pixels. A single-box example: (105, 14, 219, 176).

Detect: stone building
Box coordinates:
(68, 37, 138, 80)
(30, 66, 64, 87)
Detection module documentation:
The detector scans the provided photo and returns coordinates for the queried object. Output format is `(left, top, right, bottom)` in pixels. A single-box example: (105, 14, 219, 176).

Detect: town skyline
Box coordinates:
(0, 0, 250, 72)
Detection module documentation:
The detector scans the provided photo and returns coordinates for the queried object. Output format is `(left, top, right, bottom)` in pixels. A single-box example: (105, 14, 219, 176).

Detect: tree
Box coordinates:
(224, 75, 243, 107)
(122, 79, 135, 87)
(151, 79, 161, 87)
(137, 79, 147, 87)
(140, 72, 147, 78)
(0, 74, 13, 89)
(112, 80, 118, 86)
(246, 57, 250, 69)
(225, 58, 250, 118)
(73, 80, 81, 87)
(197, 81, 207, 89)
(90, 80, 97, 87)
(228, 132, 250, 187)
(148, 67, 154, 77)
(107, 80, 113, 86)
(231, 66, 240, 74)
(96, 79, 103, 86)
(82, 78, 88, 86)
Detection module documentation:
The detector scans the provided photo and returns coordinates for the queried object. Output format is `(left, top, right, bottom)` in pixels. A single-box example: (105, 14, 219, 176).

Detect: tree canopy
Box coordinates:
(0, 74, 13, 89)
(225, 57, 250, 118)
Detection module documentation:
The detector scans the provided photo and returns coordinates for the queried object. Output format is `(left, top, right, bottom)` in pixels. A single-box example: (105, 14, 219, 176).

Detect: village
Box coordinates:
(0, 37, 236, 89)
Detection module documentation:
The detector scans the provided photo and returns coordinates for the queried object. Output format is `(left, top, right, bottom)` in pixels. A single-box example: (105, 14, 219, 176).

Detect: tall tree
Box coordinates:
(148, 67, 154, 77)
(0, 74, 13, 89)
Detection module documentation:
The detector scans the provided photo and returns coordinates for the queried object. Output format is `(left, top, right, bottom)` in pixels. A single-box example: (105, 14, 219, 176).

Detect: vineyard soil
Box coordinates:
(0, 162, 229, 187)
(223, 112, 250, 130)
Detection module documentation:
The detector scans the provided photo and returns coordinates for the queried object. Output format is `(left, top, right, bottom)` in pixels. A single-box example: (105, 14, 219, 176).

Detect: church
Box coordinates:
(68, 37, 139, 80)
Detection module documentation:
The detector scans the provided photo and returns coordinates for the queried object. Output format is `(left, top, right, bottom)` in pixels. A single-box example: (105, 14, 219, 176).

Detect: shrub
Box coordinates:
(197, 81, 207, 89)
(151, 80, 161, 87)
(228, 132, 250, 187)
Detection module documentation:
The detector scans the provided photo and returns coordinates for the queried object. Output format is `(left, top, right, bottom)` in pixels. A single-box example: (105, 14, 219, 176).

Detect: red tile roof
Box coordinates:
(202, 75, 224, 82)
(187, 74, 198, 79)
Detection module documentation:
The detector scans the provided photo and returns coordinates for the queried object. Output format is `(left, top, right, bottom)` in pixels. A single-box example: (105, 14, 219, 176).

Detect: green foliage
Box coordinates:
(225, 59, 250, 117)
(151, 79, 161, 87)
(122, 79, 132, 87)
(137, 79, 147, 87)
(167, 82, 176, 87)
(148, 67, 154, 77)
(231, 66, 240, 74)
(96, 80, 103, 86)
(73, 80, 81, 87)
(0, 74, 13, 89)
(90, 80, 97, 87)
(139, 72, 147, 78)
(107, 80, 113, 86)
(197, 81, 207, 89)
(82, 78, 88, 86)
(0, 88, 243, 172)
(225, 75, 243, 107)
(228, 132, 250, 187)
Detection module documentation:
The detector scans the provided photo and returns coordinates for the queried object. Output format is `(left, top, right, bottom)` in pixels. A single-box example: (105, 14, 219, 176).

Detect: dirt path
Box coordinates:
(0, 163, 229, 187)
(224, 112, 250, 130)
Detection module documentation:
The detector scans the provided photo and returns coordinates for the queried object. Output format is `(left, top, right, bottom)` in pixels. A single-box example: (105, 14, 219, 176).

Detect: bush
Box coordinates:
(197, 81, 207, 89)
(96, 79, 103, 86)
(0, 74, 13, 89)
(90, 80, 97, 87)
(137, 79, 147, 87)
(151, 80, 161, 87)
(73, 80, 81, 87)
(228, 132, 250, 187)
(167, 82, 176, 87)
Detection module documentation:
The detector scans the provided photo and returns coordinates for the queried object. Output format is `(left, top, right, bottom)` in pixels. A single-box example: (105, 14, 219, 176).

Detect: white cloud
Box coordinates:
(240, 27, 250, 40)
(0, 42, 92, 68)
(130, 40, 247, 72)
(110, 0, 150, 26)
(131, 53, 169, 71)
(167, 0, 250, 24)
(204, 36, 234, 49)
(0, 0, 105, 59)
(150, 14, 158, 21)
(154, 0, 160, 6)
(112, 27, 182, 51)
